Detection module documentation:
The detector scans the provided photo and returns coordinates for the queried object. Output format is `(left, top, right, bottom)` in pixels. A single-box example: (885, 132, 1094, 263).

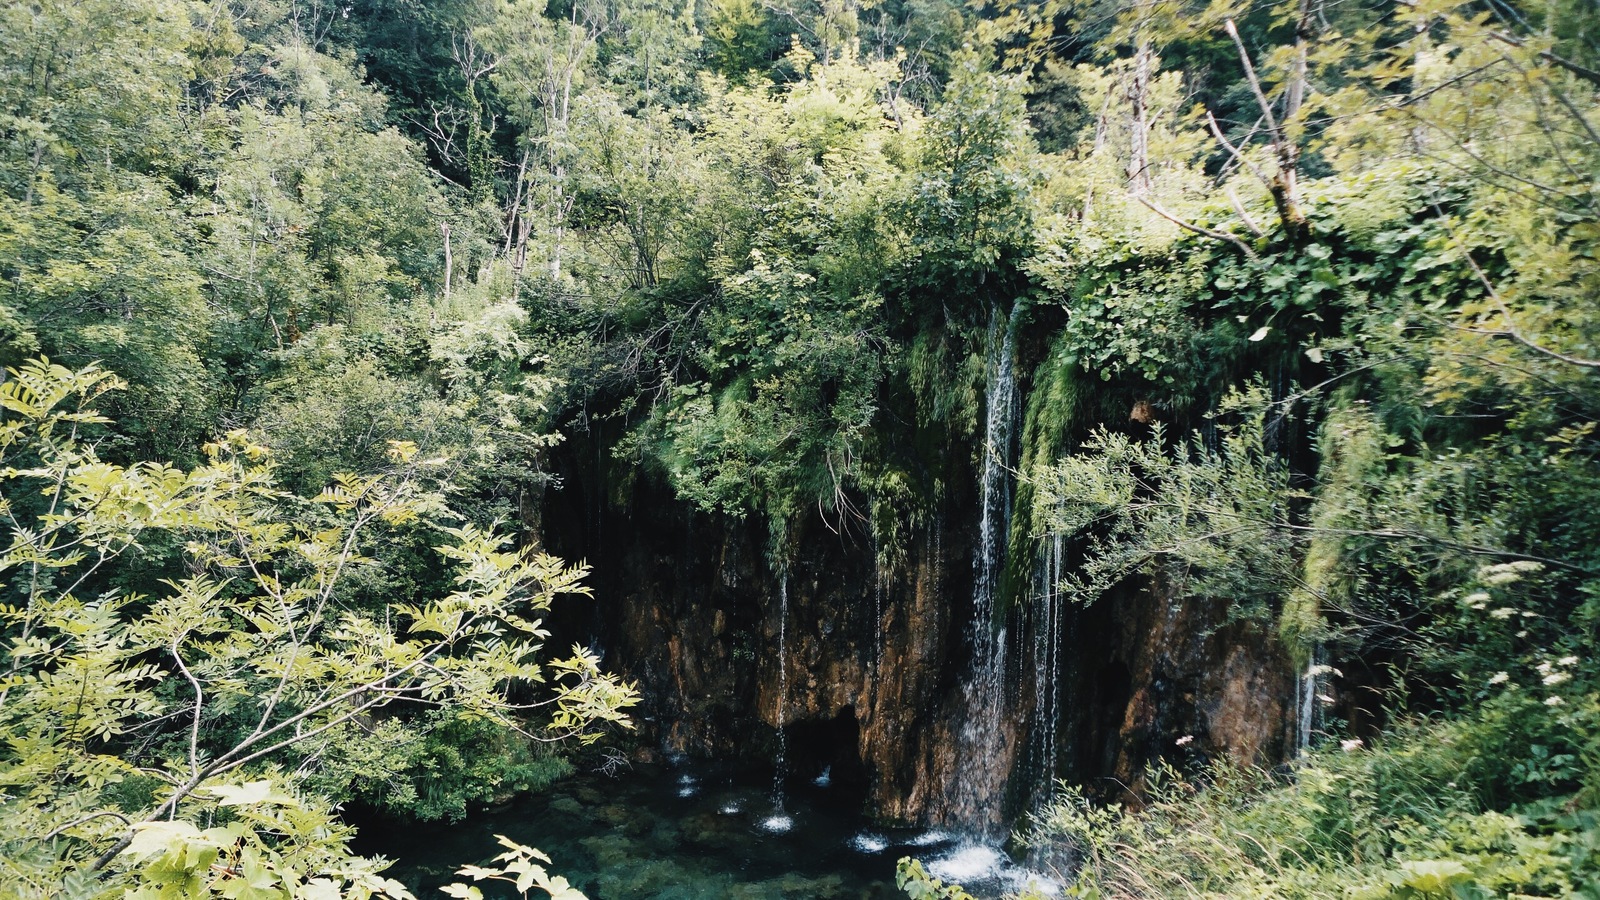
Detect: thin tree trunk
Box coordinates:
(441, 222, 454, 301)
(1224, 18, 1308, 240)
(1127, 40, 1155, 197)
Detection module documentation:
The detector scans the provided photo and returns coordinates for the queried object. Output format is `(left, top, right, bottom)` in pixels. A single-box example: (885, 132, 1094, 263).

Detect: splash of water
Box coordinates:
(926, 841, 1064, 897)
(850, 832, 889, 853)
(759, 813, 794, 834)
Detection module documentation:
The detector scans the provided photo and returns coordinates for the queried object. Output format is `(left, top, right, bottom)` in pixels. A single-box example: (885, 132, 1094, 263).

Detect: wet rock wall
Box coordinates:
(542, 452, 1299, 830)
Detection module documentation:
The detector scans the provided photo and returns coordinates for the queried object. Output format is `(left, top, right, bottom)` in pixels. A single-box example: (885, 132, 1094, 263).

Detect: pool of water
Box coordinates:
(360, 760, 1060, 899)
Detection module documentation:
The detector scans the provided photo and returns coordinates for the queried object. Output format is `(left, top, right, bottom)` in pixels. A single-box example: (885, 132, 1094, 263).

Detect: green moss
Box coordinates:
(908, 326, 981, 440)
(998, 329, 1084, 620)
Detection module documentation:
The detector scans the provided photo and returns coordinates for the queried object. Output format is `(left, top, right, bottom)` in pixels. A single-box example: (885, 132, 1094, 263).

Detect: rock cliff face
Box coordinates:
(545, 464, 1300, 830)
(1066, 587, 1300, 801)
(554, 474, 985, 824)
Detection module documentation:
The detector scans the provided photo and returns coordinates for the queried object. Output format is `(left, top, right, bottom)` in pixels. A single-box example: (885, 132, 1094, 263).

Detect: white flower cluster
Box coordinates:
(1534, 655, 1580, 706)
(1486, 655, 1582, 706)
(1476, 560, 1545, 587)
(1463, 562, 1546, 622)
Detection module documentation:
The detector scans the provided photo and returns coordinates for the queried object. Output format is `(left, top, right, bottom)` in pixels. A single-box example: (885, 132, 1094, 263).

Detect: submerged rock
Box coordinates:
(548, 794, 584, 816)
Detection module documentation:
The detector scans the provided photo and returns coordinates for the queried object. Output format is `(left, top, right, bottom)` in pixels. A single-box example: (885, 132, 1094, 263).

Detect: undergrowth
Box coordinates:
(1021, 690, 1600, 899)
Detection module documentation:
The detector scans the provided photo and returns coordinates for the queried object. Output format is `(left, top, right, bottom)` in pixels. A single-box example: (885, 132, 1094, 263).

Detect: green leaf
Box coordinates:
(1398, 860, 1472, 893)
(296, 879, 342, 900)
(206, 780, 295, 808)
(123, 821, 202, 858)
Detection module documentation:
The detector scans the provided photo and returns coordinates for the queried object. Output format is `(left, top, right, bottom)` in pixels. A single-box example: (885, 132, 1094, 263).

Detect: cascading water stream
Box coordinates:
(871, 535, 886, 677)
(775, 573, 789, 796)
(946, 302, 1023, 835)
(874, 568, 885, 673)
(1297, 647, 1326, 756)
(1027, 527, 1066, 810)
(921, 303, 1063, 895)
(763, 573, 794, 832)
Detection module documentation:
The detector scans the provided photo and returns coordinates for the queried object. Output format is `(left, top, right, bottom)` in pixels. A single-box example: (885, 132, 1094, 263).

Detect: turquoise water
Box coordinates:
(363, 762, 1057, 899)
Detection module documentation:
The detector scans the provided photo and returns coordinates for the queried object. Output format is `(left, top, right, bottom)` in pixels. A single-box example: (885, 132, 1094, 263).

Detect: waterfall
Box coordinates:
(1028, 528, 1065, 807)
(872, 536, 886, 675)
(762, 573, 795, 833)
(947, 302, 1023, 834)
(1297, 647, 1325, 756)
(775, 572, 790, 803)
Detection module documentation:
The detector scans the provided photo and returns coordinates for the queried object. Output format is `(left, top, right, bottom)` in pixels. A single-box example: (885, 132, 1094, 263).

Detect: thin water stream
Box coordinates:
(1028, 529, 1065, 810)
(773, 573, 790, 818)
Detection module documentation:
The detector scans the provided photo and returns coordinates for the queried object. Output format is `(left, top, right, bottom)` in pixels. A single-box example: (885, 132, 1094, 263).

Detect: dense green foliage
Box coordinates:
(0, 361, 629, 896)
(3, 0, 1599, 894)
(1027, 692, 1600, 897)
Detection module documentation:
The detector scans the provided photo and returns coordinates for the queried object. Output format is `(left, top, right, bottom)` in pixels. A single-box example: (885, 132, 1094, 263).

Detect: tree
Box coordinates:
(908, 46, 1036, 294)
(0, 359, 635, 897)
(484, 0, 615, 287)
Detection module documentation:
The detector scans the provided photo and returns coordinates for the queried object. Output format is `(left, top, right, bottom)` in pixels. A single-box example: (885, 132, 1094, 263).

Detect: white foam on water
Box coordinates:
(758, 814, 794, 834)
(927, 844, 1007, 883)
(849, 832, 888, 853)
(925, 842, 1063, 898)
(677, 785, 699, 797)
(1008, 872, 1064, 897)
(813, 766, 832, 787)
(719, 801, 743, 815)
(905, 830, 953, 847)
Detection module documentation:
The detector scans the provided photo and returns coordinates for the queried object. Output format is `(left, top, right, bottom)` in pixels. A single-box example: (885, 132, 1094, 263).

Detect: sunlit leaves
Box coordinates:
(1034, 385, 1304, 620)
(442, 835, 588, 900)
(0, 359, 121, 427)
(118, 788, 419, 900)
(0, 361, 635, 897)
(203, 780, 297, 808)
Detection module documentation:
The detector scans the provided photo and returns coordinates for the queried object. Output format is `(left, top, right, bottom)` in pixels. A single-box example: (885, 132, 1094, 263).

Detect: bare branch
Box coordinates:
(171, 630, 204, 779)
(1488, 30, 1600, 87)
(41, 811, 131, 842)
(1458, 250, 1600, 369)
(1135, 196, 1260, 260)
(1226, 184, 1266, 237)
(1225, 20, 1282, 139)
(1207, 110, 1273, 190)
